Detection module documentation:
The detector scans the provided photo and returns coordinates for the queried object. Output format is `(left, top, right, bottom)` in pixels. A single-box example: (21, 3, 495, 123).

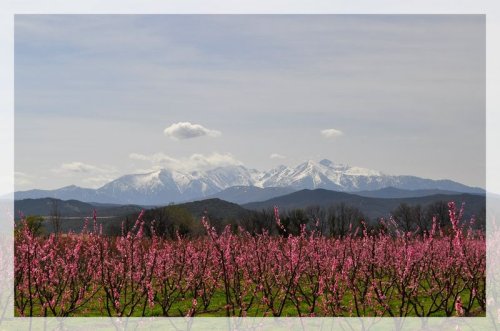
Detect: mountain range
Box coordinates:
(13, 159, 484, 205)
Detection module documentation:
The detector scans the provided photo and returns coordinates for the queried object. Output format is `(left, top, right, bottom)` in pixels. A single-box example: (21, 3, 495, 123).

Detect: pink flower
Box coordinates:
(455, 296, 464, 316)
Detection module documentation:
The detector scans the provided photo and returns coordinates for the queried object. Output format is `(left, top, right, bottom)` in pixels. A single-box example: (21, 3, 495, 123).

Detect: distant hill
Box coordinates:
(14, 198, 143, 220)
(13, 198, 144, 234)
(353, 186, 483, 199)
(13, 185, 101, 202)
(175, 198, 253, 221)
(206, 186, 296, 204)
(243, 189, 485, 221)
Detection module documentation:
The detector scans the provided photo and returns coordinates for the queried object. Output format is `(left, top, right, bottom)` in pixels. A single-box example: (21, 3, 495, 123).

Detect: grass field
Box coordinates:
(17, 285, 484, 317)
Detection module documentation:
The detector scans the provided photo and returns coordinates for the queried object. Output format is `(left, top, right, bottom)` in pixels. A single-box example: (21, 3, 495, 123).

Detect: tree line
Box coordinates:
(108, 200, 485, 238)
(17, 199, 485, 239)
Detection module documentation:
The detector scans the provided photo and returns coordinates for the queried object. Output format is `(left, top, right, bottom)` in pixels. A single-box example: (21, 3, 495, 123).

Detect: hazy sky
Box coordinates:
(14, 15, 485, 190)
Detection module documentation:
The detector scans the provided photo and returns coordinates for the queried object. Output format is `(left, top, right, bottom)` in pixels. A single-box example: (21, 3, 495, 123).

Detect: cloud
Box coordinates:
(129, 152, 181, 170)
(189, 153, 242, 169)
(129, 152, 242, 171)
(52, 162, 117, 176)
(321, 128, 343, 138)
(15, 172, 34, 187)
(163, 122, 221, 140)
(52, 161, 117, 178)
(82, 175, 118, 187)
(50, 162, 119, 188)
(270, 153, 286, 160)
(129, 153, 177, 164)
(56, 162, 100, 173)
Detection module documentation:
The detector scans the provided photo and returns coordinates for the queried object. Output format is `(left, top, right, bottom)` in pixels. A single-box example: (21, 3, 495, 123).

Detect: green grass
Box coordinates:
(16, 285, 485, 317)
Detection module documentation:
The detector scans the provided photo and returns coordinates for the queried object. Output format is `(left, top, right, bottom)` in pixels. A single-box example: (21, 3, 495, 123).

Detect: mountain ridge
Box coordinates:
(243, 189, 486, 221)
(14, 159, 484, 204)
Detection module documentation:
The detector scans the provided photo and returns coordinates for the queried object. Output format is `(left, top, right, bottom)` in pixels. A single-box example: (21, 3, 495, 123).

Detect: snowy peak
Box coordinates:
(205, 165, 260, 188)
(258, 159, 383, 190)
(101, 170, 165, 191)
(316, 159, 381, 176)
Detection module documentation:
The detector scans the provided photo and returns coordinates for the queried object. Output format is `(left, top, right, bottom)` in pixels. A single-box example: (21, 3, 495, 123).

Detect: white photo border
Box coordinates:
(1, 1, 498, 330)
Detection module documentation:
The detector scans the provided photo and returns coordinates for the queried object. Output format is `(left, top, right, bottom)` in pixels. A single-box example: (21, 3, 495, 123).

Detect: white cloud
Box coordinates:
(163, 122, 221, 140)
(52, 162, 117, 176)
(129, 152, 241, 171)
(129, 153, 181, 171)
(129, 153, 177, 164)
(189, 153, 241, 169)
(270, 153, 286, 160)
(14, 172, 34, 187)
(56, 162, 99, 173)
(49, 162, 119, 188)
(321, 128, 343, 138)
(82, 175, 118, 187)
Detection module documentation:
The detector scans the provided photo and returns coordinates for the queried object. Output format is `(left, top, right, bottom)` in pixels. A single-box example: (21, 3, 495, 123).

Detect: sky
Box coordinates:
(14, 15, 486, 190)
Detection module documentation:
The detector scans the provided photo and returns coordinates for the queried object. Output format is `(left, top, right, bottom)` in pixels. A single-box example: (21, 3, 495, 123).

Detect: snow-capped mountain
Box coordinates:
(259, 159, 482, 193)
(256, 159, 373, 190)
(14, 159, 484, 204)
